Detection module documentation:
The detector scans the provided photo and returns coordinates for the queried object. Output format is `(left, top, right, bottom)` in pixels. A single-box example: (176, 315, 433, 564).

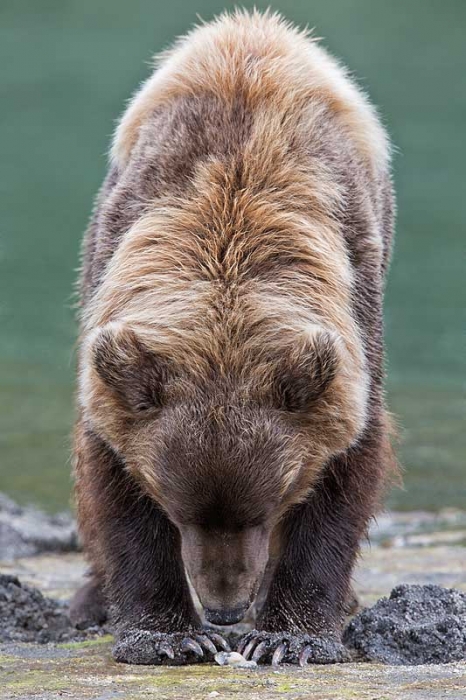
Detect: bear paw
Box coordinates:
(113, 629, 230, 665)
(237, 630, 351, 666)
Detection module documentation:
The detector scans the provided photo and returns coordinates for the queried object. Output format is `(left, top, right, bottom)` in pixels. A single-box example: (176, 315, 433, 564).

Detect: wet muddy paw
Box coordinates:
(237, 630, 350, 666)
(113, 629, 230, 665)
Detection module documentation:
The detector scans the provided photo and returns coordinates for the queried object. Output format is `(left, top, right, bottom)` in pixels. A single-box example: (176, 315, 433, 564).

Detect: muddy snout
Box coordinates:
(180, 525, 270, 626)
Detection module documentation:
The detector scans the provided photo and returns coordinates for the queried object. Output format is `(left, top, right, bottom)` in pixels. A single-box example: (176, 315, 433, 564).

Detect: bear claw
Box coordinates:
(208, 632, 231, 652)
(158, 642, 175, 659)
(195, 634, 218, 655)
(113, 629, 230, 665)
(271, 642, 287, 666)
(238, 630, 350, 666)
(298, 645, 312, 666)
(180, 637, 204, 657)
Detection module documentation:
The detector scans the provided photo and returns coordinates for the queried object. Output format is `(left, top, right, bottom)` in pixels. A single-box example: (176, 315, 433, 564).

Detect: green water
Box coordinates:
(1, 0, 465, 512)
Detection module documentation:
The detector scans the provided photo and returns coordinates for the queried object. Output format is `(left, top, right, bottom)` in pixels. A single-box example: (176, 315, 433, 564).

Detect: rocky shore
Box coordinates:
(1, 495, 465, 699)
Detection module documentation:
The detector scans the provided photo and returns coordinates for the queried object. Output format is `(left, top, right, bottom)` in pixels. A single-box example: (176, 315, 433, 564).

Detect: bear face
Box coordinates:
(79, 320, 364, 622)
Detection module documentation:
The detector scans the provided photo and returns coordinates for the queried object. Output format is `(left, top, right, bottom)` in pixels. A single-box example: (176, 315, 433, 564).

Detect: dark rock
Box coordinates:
(343, 583, 466, 664)
(0, 573, 103, 643)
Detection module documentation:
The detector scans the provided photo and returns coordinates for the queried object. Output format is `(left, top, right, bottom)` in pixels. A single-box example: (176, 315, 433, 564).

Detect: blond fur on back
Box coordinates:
(112, 9, 389, 173)
(80, 10, 393, 478)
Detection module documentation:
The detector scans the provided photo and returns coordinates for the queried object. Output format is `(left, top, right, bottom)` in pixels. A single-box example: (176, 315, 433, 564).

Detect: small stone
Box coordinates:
(214, 651, 257, 668)
(207, 693, 220, 697)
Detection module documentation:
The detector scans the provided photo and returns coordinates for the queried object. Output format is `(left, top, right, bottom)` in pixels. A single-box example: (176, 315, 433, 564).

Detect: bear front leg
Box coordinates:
(239, 423, 387, 666)
(74, 423, 229, 664)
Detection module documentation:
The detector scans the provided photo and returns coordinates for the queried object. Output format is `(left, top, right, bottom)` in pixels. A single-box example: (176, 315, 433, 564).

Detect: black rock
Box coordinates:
(0, 573, 84, 643)
(343, 583, 466, 665)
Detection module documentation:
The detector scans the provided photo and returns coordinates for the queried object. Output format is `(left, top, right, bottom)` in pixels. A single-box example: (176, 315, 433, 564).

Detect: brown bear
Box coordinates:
(71, 10, 395, 666)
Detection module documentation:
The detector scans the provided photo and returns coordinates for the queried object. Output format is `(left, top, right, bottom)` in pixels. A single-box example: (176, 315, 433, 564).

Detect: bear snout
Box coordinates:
(204, 603, 249, 626)
(180, 524, 270, 623)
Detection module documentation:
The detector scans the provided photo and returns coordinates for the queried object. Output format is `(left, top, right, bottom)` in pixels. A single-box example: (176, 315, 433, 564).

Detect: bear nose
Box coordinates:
(204, 604, 249, 625)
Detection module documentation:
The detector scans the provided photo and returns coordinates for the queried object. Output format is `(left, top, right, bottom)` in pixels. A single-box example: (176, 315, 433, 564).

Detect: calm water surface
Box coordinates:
(1, 0, 464, 512)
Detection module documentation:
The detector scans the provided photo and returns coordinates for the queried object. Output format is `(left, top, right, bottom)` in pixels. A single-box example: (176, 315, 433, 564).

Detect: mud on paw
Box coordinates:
(112, 629, 230, 665)
(237, 630, 351, 666)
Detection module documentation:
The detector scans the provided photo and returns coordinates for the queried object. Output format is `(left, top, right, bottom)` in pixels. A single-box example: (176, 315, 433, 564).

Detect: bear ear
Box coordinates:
(274, 330, 339, 413)
(91, 325, 169, 414)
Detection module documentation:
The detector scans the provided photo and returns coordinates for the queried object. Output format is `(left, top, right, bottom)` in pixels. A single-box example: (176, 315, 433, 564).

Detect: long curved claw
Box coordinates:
(242, 638, 258, 660)
(299, 645, 312, 667)
(236, 637, 249, 655)
(195, 634, 217, 656)
(158, 643, 175, 660)
(272, 642, 287, 666)
(181, 638, 204, 657)
(209, 633, 231, 652)
(251, 640, 269, 663)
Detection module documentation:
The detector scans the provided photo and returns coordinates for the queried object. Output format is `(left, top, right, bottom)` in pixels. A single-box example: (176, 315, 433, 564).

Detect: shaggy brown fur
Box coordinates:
(73, 10, 395, 665)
